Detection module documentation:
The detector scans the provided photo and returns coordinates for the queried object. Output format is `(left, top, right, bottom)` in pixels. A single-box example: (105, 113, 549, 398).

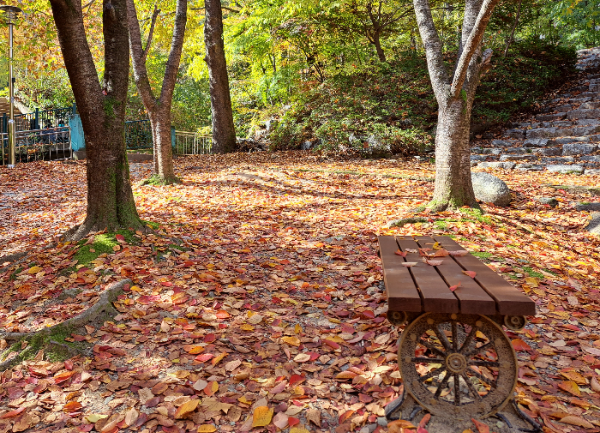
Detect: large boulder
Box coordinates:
(471, 172, 512, 206)
(585, 212, 600, 235)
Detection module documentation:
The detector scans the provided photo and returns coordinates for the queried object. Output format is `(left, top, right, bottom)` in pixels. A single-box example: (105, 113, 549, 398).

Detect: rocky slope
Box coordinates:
(471, 47, 600, 174)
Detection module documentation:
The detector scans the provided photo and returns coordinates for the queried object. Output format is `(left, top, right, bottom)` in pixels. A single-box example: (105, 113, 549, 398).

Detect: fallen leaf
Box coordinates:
(252, 406, 273, 427)
(174, 399, 200, 419)
(462, 271, 476, 278)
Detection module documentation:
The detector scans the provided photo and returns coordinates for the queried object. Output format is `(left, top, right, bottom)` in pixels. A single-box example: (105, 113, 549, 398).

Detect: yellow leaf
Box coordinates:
(211, 352, 227, 366)
(238, 396, 252, 405)
(112, 245, 121, 251)
(174, 399, 200, 419)
(241, 324, 254, 331)
(27, 266, 42, 274)
(290, 428, 311, 433)
(252, 406, 274, 427)
(524, 277, 539, 288)
(558, 380, 580, 397)
(211, 381, 219, 394)
(282, 336, 301, 347)
(294, 324, 302, 334)
(85, 414, 108, 423)
(197, 425, 217, 433)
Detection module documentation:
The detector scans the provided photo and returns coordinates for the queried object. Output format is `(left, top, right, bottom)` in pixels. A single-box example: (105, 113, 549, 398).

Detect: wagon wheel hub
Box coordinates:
(446, 353, 467, 374)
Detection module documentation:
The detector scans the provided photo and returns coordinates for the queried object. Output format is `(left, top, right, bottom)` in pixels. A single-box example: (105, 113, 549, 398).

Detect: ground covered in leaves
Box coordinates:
(0, 152, 599, 433)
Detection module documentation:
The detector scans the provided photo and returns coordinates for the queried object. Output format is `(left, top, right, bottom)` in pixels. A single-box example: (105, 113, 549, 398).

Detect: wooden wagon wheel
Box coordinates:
(398, 313, 518, 419)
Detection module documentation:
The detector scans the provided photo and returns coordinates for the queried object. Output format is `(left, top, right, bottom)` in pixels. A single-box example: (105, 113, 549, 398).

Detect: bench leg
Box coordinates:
(397, 313, 517, 420)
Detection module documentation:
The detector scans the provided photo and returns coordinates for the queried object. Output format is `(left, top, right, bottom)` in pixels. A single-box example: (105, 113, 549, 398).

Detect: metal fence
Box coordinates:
(125, 120, 153, 150)
(174, 131, 212, 155)
(1, 127, 71, 164)
(4, 105, 77, 134)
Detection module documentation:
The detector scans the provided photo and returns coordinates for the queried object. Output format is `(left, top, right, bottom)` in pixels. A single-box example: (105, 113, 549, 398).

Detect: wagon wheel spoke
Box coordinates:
(469, 360, 500, 368)
(463, 341, 493, 359)
(412, 357, 445, 364)
(419, 366, 446, 383)
(454, 373, 460, 406)
(432, 324, 452, 352)
(452, 321, 458, 352)
(461, 373, 482, 401)
(419, 338, 447, 358)
(459, 324, 478, 354)
(434, 371, 451, 399)
(467, 369, 497, 388)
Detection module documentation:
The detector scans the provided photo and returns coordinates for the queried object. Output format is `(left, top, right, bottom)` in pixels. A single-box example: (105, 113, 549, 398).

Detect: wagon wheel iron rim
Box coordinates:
(398, 313, 518, 419)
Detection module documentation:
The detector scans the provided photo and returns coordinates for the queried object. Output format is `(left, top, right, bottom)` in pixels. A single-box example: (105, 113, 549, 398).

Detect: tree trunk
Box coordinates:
(204, 0, 237, 153)
(373, 31, 387, 62)
(430, 97, 477, 210)
(50, 0, 144, 241)
(126, 0, 186, 185)
(413, 0, 500, 211)
(150, 107, 177, 183)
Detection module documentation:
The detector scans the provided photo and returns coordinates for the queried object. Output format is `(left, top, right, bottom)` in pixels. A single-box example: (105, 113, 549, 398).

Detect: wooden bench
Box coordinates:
(378, 235, 537, 424)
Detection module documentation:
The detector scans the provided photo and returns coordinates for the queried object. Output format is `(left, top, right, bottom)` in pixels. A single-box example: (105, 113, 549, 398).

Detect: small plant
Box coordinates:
(522, 266, 545, 279)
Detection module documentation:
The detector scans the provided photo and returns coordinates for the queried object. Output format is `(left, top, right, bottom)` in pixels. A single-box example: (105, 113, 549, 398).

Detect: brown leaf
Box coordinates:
(174, 399, 200, 419)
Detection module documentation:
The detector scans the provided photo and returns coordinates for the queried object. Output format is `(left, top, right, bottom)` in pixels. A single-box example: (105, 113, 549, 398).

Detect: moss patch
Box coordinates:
(71, 230, 139, 270)
(522, 266, 545, 279)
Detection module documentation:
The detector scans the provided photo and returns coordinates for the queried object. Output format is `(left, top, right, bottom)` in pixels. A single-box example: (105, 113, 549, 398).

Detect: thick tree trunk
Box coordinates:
(50, 0, 144, 241)
(149, 107, 177, 183)
(373, 32, 387, 62)
(413, 0, 500, 211)
(430, 97, 477, 210)
(204, 0, 237, 153)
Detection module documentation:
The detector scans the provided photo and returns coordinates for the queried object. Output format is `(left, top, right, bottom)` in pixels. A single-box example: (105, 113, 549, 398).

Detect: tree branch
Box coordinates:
(450, 0, 500, 98)
(412, 0, 450, 100)
(142, 5, 160, 63)
(159, 0, 188, 105)
(126, 0, 157, 111)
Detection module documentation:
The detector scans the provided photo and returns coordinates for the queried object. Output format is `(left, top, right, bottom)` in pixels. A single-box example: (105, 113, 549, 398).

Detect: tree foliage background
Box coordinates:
(0, 0, 596, 149)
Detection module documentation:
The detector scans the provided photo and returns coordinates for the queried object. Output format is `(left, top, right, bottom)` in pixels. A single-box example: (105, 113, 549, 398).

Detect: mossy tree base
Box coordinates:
(140, 174, 182, 186)
(0, 279, 131, 371)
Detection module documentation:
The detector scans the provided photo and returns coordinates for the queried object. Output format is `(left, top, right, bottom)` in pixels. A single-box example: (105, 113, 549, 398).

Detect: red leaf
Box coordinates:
(288, 417, 300, 427)
(0, 407, 25, 418)
(289, 374, 305, 386)
(471, 418, 490, 433)
(512, 338, 532, 352)
(394, 250, 407, 257)
(462, 271, 477, 278)
(195, 354, 215, 363)
(448, 283, 461, 292)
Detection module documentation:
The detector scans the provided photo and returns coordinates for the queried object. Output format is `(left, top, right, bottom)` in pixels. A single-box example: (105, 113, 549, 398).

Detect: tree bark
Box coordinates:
(413, 0, 500, 211)
(373, 31, 387, 62)
(127, 0, 187, 184)
(204, 0, 237, 153)
(49, 0, 144, 241)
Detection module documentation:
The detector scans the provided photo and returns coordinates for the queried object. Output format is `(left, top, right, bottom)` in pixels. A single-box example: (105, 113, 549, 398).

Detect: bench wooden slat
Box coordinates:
(396, 237, 459, 314)
(415, 236, 498, 315)
(432, 236, 536, 316)
(378, 236, 422, 312)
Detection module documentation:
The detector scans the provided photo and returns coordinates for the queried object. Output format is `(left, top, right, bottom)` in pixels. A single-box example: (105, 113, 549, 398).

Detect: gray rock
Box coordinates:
(571, 125, 600, 136)
(478, 162, 516, 170)
(301, 141, 313, 151)
(499, 154, 535, 161)
(491, 140, 513, 146)
(546, 164, 585, 174)
(470, 155, 487, 162)
(504, 147, 530, 154)
(555, 104, 572, 112)
(585, 169, 600, 175)
(523, 138, 550, 147)
(377, 417, 388, 427)
(536, 113, 566, 122)
(480, 148, 502, 155)
(471, 172, 512, 206)
(515, 163, 544, 171)
(554, 136, 590, 144)
(526, 128, 559, 139)
(563, 143, 596, 155)
(576, 118, 600, 126)
(506, 129, 525, 139)
(536, 197, 559, 207)
(532, 147, 561, 156)
(581, 102, 600, 109)
(581, 155, 600, 162)
(575, 202, 600, 211)
(547, 121, 573, 128)
(541, 156, 575, 164)
(567, 109, 600, 119)
(585, 212, 600, 234)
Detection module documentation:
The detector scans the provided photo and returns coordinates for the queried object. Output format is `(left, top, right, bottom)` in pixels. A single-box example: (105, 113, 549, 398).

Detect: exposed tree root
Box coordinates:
(0, 279, 131, 371)
(62, 218, 150, 242)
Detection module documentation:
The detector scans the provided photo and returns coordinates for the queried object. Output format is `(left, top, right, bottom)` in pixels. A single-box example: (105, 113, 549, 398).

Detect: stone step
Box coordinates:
(541, 156, 576, 164)
(536, 113, 566, 122)
(515, 163, 544, 171)
(567, 109, 600, 119)
(576, 118, 600, 126)
(591, 84, 600, 92)
(478, 161, 516, 170)
(555, 136, 599, 144)
(526, 125, 600, 139)
(499, 154, 536, 161)
(547, 164, 585, 174)
(563, 143, 598, 155)
(582, 102, 600, 110)
(523, 138, 551, 147)
(532, 147, 561, 156)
